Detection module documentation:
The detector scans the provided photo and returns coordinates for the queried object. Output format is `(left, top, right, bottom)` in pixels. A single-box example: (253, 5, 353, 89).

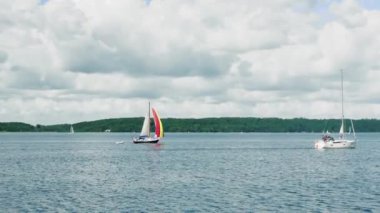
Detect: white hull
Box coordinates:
(314, 139, 356, 149)
(133, 137, 159, 144)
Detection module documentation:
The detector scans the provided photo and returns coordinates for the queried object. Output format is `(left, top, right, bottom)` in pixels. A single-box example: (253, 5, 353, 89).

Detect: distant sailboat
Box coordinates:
(133, 102, 164, 143)
(314, 70, 357, 149)
(70, 125, 74, 134)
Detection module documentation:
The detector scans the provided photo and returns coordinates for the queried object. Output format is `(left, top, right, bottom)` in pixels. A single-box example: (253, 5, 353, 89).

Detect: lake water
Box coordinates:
(0, 133, 379, 212)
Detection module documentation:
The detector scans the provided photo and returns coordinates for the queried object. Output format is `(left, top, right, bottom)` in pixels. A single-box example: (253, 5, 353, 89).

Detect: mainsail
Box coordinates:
(140, 102, 152, 137)
(339, 122, 344, 138)
(140, 113, 150, 137)
(339, 70, 344, 139)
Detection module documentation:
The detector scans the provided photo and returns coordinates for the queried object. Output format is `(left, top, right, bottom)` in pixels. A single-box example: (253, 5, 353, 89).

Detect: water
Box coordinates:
(0, 133, 379, 212)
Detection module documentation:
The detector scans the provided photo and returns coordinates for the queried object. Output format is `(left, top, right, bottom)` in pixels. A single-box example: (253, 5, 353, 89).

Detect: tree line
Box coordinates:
(1, 117, 380, 132)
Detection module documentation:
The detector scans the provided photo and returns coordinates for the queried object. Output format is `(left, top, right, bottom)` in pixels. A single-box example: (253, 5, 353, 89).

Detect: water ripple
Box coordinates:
(0, 133, 379, 211)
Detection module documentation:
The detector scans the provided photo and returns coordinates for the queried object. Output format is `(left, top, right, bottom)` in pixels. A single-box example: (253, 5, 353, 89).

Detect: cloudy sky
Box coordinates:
(1, 0, 380, 124)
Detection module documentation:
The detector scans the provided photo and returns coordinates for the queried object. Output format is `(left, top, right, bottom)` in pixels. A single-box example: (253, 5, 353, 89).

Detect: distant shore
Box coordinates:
(1, 117, 380, 132)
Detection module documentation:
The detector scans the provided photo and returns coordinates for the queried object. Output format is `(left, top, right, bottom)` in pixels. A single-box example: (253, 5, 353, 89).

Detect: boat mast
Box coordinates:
(341, 70, 344, 138)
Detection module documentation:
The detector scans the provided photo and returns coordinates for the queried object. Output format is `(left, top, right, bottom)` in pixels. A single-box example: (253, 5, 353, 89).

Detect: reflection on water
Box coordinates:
(0, 133, 379, 212)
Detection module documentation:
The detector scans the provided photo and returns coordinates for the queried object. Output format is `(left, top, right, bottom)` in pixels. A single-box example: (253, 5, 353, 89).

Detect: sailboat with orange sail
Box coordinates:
(133, 102, 164, 143)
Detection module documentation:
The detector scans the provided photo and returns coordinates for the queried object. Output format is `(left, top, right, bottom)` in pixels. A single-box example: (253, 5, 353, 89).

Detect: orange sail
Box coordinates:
(152, 108, 164, 138)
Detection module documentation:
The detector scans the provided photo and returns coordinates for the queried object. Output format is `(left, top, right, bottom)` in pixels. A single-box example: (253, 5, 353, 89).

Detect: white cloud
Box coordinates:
(0, 0, 380, 124)
(331, 0, 367, 28)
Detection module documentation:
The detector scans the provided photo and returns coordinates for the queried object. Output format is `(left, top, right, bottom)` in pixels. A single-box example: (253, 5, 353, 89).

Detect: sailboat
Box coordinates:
(133, 102, 164, 143)
(70, 125, 74, 134)
(314, 70, 357, 149)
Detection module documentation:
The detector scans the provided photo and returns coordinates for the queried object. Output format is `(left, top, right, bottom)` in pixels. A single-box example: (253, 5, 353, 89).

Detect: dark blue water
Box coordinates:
(1, 133, 379, 212)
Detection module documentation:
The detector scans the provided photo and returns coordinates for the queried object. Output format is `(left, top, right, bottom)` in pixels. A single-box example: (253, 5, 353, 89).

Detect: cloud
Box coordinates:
(5, 67, 75, 90)
(0, 51, 7, 63)
(0, 0, 380, 124)
(331, 0, 367, 28)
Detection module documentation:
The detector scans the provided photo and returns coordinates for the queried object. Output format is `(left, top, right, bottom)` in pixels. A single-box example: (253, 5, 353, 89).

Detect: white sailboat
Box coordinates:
(70, 125, 74, 134)
(133, 102, 164, 144)
(314, 70, 357, 149)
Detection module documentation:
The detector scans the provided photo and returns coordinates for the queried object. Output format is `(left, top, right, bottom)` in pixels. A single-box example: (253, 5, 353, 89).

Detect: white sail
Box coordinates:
(339, 122, 344, 136)
(339, 70, 344, 138)
(140, 113, 150, 137)
(350, 119, 356, 139)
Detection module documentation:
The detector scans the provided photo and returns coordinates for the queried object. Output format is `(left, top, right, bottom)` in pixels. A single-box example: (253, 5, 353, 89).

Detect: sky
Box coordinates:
(1, 0, 380, 124)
